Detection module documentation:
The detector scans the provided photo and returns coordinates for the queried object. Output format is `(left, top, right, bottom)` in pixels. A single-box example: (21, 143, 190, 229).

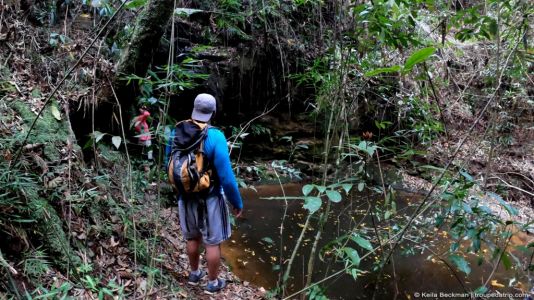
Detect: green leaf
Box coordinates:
(146, 70, 161, 82)
(342, 247, 360, 266)
(349, 268, 359, 280)
(93, 131, 105, 143)
(356, 141, 377, 156)
(462, 202, 473, 214)
(303, 197, 322, 214)
(364, 65, 401, 77)
(487, 18, 498, 36)
(174, 8, 204, 16)
(403, 47, 436, 73)
(514, 245, 529, 253)
(90, 0, 101, 8)
(261, 237, 274, 245)
(125, 0, 146, 9)
(474, 285, 488, 294)
(50, 104, 61, 121)
(326, 190, 342, 203)
(341, 183, 352, 194)
(459, 170, 474, 182)
(111, 136, 122, 149)
(357, 182, 365, 192)
(316, 186, 327, 193)
(352, 234, 373, 251)
(302, 184, 314, 196)
(449, 254, 471, 275)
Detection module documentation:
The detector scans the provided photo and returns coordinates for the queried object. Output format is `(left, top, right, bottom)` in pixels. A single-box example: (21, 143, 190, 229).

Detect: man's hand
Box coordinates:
(233, 208, 243, 218)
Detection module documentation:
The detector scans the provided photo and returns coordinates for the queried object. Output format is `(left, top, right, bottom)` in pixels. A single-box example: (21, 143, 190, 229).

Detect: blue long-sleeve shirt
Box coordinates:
(203, 127, 243, 210)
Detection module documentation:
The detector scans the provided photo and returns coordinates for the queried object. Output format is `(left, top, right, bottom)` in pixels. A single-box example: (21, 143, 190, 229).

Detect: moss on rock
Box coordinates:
(7, 100, 82, 270)
(10, 100, 70, 161)
(28, 198, 82, 269)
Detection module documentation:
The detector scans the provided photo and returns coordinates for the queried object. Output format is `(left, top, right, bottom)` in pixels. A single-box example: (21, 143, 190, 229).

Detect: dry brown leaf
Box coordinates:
(47, 177, 63, 189)
(490, 280, 505, 288)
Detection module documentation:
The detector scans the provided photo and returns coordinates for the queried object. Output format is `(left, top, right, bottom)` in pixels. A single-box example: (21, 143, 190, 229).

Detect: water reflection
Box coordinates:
(222, 184, 533, 299)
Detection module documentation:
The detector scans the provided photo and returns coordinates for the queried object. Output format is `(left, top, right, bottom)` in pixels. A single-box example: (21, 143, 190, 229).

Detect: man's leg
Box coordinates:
(205, 244, 221, 281)
(203, 194, 230, 293)
(186, 237, 201, 271)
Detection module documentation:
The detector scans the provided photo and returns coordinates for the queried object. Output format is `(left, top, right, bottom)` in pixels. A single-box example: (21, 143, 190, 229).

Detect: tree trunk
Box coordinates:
(113, 0, 174, 114)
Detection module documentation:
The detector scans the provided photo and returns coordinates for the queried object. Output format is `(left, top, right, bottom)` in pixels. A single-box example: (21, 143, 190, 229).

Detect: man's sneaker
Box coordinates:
(204, 278, 226, 294)
(187, 270, 206, 286)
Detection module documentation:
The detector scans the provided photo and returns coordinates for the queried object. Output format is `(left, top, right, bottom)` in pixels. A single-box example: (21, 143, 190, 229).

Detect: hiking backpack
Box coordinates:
(167, 120, 213, 196)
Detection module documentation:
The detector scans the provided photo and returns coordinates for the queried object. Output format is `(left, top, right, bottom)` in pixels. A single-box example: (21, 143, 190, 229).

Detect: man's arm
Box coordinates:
(211, 130, 243, 210)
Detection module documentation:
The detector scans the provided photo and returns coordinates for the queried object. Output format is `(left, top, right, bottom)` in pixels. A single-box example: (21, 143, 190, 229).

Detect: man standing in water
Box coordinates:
(173, 93, 243, 294)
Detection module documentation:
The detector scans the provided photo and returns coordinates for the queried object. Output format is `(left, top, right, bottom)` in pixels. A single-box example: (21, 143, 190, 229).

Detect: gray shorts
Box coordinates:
(177, 191, 232, 245)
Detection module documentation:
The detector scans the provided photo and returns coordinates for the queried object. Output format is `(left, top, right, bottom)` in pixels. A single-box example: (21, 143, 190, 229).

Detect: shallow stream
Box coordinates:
(222, 184, 533, 299)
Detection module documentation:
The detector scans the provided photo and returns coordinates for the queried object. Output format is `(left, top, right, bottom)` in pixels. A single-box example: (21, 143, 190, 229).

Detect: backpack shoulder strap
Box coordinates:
(197, 126, 210, 155)
(191, 119, 209, 130)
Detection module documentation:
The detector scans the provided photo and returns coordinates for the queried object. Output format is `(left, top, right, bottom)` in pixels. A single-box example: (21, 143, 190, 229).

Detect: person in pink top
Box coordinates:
(134, 107, 153, 161)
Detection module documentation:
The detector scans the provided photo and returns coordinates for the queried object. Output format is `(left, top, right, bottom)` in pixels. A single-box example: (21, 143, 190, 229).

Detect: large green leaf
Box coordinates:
(360, 47, 437, 77)
(364, 65, 401, 77)
(487, 18, 498, 36)
(93, 131, 105, 143)
(303, 197, 322, 214)
(326, 190, 342, 203)
(111, 136, 122, 149)
(302, 184, 314, 196)
(316, 185, 327, 193)
(174, 8, 204, 16)
(261, 237, 274, 245)
(403, 47, 436, 73)
(459, 170, 474, 182)
(50, 104, 61, 121)
(341, 183, 352, 194)
(125, 0, 147, 9)
(351, 234, 373, 251)
(356, 141, 377, 156)
(449, 254, 471, 275)
(342, 247, 361, 266)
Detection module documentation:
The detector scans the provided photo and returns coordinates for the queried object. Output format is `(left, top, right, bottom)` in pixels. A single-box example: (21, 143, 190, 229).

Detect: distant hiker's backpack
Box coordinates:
(167, 120, 212, 196)
(164, 127, 176, 166)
